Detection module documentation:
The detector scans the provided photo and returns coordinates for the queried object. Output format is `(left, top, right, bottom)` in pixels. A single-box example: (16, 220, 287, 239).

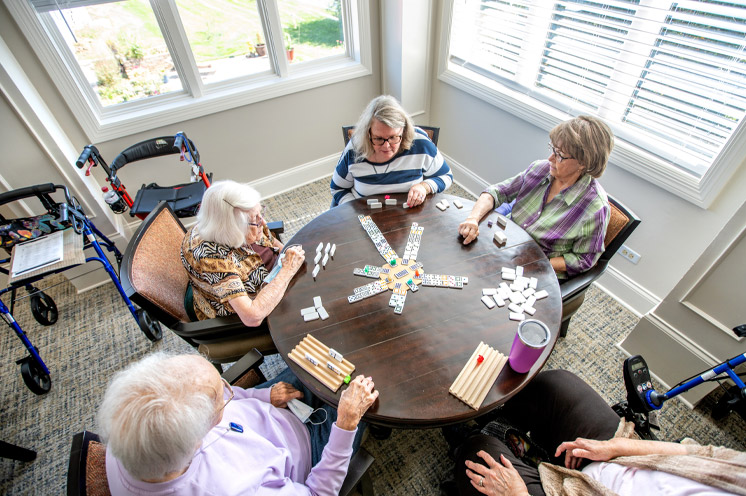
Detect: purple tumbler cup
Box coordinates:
(508, 319, 550, 373)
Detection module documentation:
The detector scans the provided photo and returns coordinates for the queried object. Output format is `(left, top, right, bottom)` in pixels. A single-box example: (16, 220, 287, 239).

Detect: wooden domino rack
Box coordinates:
(449, 341, 508, 410)
(288, 334, 356, 392)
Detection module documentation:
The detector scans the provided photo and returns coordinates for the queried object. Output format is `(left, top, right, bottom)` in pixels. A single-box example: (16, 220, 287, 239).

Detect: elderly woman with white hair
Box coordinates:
(99, 352, 379, 495)
(330, 94, 453, 207)
(181, 180, 305, 325)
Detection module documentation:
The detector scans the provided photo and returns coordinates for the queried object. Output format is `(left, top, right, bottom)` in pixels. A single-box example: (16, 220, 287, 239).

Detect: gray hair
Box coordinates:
(351, 95, 416, 162)
(196, 180, 261, 247)
(98, 352, 217, 481)
(549, 115, 614, 178)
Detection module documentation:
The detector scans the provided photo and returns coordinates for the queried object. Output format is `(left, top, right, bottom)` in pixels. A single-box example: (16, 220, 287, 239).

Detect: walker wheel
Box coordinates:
(137, 308, 162, 342)
(19, 357, 51, 395)
(30, 290, 58, 326)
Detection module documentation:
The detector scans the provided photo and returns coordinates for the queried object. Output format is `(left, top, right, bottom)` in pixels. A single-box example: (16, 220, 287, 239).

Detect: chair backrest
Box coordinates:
(600, 195, 640, 263)
(119, 201, 190, 327)
(67, 431, 110, 496)
(342, 125, 440, 147)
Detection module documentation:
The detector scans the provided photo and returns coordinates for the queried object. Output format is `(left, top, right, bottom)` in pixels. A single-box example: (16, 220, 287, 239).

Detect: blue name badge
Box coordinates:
(229, 422, 244, 433)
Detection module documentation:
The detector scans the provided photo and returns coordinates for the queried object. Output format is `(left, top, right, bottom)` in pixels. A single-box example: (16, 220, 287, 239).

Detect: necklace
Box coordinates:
(370, 161, 392, 176)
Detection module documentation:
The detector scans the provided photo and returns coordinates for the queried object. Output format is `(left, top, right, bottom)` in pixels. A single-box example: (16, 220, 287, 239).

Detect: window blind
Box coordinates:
(450, 0, 746, 177)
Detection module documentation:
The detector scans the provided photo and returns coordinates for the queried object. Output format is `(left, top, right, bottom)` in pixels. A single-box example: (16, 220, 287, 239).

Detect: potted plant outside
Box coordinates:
(284, 32, 294, 62)
(255, 32, 266, 57)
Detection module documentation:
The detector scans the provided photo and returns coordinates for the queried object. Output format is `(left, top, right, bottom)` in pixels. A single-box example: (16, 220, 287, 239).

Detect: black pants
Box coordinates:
(454, 370, 620, 496)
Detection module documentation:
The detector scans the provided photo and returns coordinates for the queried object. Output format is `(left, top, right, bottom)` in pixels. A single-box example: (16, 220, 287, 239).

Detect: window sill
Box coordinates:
(438, 62, 745, 209)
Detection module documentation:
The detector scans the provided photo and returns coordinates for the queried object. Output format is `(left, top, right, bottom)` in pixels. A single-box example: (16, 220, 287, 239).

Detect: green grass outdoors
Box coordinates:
(65, 0, 345, 105)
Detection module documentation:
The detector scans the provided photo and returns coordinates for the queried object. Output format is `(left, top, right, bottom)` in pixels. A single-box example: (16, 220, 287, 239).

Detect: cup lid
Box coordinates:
(517, 320, 550, 348)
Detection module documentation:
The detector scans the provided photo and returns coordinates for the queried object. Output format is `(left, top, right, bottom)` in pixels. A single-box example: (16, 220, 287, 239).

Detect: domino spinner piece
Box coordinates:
(313, 296, 322, 308)
(481, 295, 496, 309)
(317, 306, 329, 320)
(496, 214, 508, 228)
(385, 199, 397, 205)
(453, 199, 463, 209)
(493, 231, 507, 245)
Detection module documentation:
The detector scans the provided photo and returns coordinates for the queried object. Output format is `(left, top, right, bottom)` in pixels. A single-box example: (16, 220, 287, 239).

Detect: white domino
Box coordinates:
(493, 295, 506, 307)
(330, 244, 336, 257)
(534, 290, 549, 300)
(316, 242, 323, 253)
(325, 243, 331, 253)
(301, 306, 317, 316)
(436, 202, 447, 211)
(403, 203, 409, 209)
(530, 277, 538, 290)
(312, 264, 320, 279)
(496, 214, 508, 228)
(515, 266, 524, 277)
(317, 306, 329, 320)
(385, 199, 397, 205)
(322, 253, 329, 267)
(493, 231, 507, 245)
(502, 272, 516, 281)
(366, 199, 378, 205)
(523, 305, 536, 316)
(314, 252, 322, 264)
(481, 295, 496, 309)
(482, 288, 497, 296)
(313, 296, 322, 308)
(329, 348, 343, 362)
(509, 312, 525, 321)
(508, 302, 523, 314)
(453, 199, 463, 209)
(371, 202, 382, 209)
(304, 312, 319, 322)
(525, 295, 537, 308)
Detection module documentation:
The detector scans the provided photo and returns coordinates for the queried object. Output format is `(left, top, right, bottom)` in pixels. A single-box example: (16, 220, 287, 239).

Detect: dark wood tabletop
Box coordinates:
(267, 192, 561, 428)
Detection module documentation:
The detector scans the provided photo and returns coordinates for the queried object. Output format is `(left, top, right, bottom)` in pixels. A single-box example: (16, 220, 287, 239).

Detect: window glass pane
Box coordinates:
(277, 0, 345, 64)
(448, 0, 746, 177)
(44, 0, 182, 107)
(174, 0, 271, 84)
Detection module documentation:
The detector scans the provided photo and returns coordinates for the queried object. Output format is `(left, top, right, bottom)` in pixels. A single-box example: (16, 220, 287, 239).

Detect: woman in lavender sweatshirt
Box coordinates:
(98, 351, 378, 495)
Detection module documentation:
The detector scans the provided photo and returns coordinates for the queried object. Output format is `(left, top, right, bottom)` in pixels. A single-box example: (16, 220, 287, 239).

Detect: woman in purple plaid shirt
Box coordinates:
(458, 116, 613, 279)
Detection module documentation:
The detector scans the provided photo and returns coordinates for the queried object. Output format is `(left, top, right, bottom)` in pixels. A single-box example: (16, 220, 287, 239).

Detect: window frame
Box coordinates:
(5, 0, 372, 142)
(437, 0, 746, 209)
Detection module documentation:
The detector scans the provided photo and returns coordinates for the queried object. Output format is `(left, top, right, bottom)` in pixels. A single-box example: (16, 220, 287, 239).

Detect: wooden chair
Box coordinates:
(67, 349, 375, 496)
(559, 195, 640, 337)
(119, 201, 284, 365)
(342, 125, 440, 147)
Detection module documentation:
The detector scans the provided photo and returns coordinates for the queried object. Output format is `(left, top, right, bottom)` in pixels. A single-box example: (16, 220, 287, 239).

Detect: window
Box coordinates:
(7, 0, 371, 140)
(442, 0, 746, 206)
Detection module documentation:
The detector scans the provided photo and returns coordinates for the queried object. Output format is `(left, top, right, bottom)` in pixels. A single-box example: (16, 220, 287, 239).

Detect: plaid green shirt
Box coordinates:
(486, 160, 609, 278)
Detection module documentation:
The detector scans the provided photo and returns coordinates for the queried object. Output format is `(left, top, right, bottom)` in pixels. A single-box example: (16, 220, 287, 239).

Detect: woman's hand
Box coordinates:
(281, 245, 305, 275)
(407, 182, 430, 207)
(458, 218, 480, 245)
(270, 382, 303, 408)
(336, 375, 378, 431)
(555, 438, 618, 469)
(464, 451, 529, 496)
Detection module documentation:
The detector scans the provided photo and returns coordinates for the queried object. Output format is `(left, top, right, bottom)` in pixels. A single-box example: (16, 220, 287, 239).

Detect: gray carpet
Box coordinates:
(1, 177, 744, 495)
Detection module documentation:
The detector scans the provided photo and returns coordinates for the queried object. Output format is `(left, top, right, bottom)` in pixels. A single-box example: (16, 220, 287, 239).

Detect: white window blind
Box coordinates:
(449, 0, 746, 178)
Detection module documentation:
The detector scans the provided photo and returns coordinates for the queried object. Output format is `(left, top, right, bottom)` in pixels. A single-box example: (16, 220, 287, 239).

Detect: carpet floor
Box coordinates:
(1, 177, 743, 495)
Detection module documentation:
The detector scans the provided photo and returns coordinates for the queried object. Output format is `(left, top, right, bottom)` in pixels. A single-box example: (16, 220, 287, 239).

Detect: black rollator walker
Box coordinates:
(76, 131, 211, 220)
(0, 184, 162, 395)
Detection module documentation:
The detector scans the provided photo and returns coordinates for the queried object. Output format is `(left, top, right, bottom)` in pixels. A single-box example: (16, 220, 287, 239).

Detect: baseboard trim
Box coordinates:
(443, 152, 488, 198)
(250, 154, 338, 200)
(596, 266, 661, 317)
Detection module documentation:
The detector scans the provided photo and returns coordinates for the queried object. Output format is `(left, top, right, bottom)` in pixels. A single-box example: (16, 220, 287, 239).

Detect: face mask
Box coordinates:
(287, 399, 327, 425)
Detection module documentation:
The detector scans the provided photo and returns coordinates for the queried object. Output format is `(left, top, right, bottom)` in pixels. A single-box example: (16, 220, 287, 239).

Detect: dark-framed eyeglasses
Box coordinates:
(370, 133, 402, 146)
(548, 143, 573, 162)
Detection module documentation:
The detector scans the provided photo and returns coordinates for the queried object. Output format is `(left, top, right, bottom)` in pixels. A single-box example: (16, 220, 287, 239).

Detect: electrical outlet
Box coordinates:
(619, 244, 640, 264)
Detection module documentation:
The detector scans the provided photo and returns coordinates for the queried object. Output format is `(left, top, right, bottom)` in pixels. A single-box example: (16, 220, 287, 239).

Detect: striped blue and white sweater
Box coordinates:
(330, 128, 453, 207)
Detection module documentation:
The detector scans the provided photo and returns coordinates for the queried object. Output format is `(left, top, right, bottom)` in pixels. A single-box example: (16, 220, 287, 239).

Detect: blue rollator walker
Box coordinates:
(614, 324, 746, 439)
(0, 183, 162, 395)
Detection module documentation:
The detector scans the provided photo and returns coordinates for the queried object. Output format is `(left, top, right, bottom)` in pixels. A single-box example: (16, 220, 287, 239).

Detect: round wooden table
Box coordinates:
(268, 193, 561, 428)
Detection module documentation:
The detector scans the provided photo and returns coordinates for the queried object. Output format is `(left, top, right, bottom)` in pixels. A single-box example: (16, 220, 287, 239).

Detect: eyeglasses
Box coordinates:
(370, 133, 402, 146)
(247, 206, 266, 227)
(218, 378, 234, 412)
(548, 143, 573, 162)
